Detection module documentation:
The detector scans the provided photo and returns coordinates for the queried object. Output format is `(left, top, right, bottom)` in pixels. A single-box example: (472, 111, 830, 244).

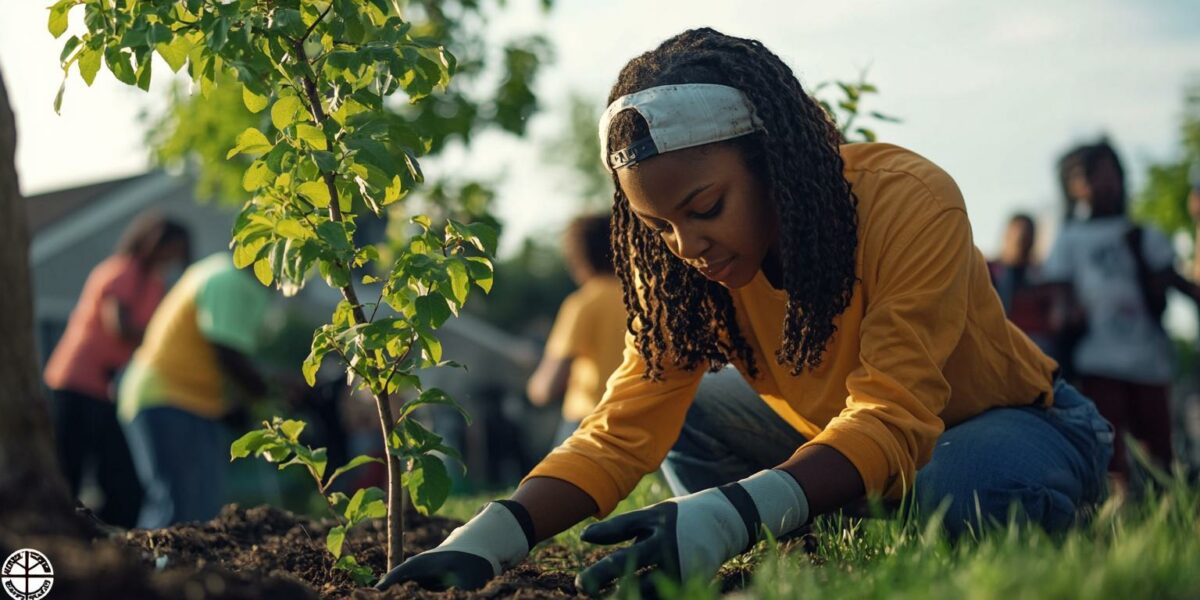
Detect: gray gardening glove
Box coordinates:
(374, 500, 534, 591)
(576, 469, 809, 597)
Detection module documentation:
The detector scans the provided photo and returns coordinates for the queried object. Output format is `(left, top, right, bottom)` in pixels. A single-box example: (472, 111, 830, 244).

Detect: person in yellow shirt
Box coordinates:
(378, 28, 1114, 594)
(526, 214, 627, 446)
(119, 252, 271, 528)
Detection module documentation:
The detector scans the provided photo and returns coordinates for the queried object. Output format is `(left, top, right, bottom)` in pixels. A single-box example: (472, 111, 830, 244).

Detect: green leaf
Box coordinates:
(316, 221, 354, 256)
(326, 526, 346, 559)
(156, 35, 191, 73)
(230, 429, 271, 460)
(78, 47, 101, 86)
(53, 80, 66, 115)
(319, 260, 351, 288)
(48, 0, 72, 38)
(243, 86, 269, 113)
(253, 258, 274, 286)
(275, 218, 311, 240)
(446, 259, 469, 306)
(344, 486, 386, 523)
(233, 236, 268, 269)
(271, 95, 304, 130)
(464, 222, 499, 255)
(262, 443, 292, 463)
(284, 446, 328, 479)
(332, 555, 375, 585)
(418, 329, 442, 363)
(296, 123, 328, 150)
(279, 419, 306, 442)
(135, 54, 153, 92)
(302, 332, 330, 386)
(414, 295, 451, 330)
(311, 150, 338, 173)
(297, 181, 331, 208)
(465, 257, 493, 293)
(404, 454, 451, 516)
(242, 160, 272, 191)
(328, 492, 350, 514)
(59, 36, 81, 63)
(104, 48, 137, 85)
(147, 23, 172, 45)
(227, 127, 273, 159)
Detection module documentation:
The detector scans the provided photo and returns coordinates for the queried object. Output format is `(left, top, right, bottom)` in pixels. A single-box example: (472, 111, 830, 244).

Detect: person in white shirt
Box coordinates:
(1042, 139, 1200, 487)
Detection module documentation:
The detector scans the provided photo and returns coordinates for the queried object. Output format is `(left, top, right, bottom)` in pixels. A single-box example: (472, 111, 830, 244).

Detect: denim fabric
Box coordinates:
(123, 406, 227, 528)
(661, 367, 1114, 536)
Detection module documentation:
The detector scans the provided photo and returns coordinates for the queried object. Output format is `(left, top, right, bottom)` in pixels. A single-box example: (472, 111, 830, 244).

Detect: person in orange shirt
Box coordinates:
(379, 29, 1114, 594)
(43, 213, 190, 528)
(527, 214, 627, 446)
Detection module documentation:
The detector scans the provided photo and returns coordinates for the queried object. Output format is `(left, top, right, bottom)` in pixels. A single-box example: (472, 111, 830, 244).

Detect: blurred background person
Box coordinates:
(118, 252, 271, 527)
(526, 213, 627, 447)
(1042, 138, 1200, 487)
(989, 213, 1058, 359)
(42, 212, 190, 528)
(990, 213, 1038, 311)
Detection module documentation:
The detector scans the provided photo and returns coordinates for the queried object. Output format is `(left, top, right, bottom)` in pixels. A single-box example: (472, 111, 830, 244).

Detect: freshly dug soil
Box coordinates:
(119, 504, 585, 599)
(0, 511, 317, 600)
(1, 503, 584, 599)
(4, 504, 811, 598)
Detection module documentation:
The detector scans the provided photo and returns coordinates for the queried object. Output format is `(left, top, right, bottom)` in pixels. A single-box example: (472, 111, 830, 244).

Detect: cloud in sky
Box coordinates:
(2, 0, 1198, 260)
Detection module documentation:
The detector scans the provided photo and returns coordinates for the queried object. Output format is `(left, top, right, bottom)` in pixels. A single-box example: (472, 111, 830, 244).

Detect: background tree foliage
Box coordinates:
(1135, 81, 1200, 238)
(147, 0, 554, 220)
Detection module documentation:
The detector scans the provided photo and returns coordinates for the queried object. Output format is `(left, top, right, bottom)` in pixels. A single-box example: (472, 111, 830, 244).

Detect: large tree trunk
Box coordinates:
(0, 66, 75, 535)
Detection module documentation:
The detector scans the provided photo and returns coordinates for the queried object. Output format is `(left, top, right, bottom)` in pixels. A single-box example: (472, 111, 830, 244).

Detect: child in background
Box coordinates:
(43, 213, 190, 528)
(990, 213, 1038, 312)
(988, 214, 1059, 363)
(380, 29, 1113, 594)
(526, 214, 627, 446)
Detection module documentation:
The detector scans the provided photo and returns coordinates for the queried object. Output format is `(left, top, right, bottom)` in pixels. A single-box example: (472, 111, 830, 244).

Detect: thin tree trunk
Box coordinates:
(0, 66, 74, 535)
(296, 62, 404, 572)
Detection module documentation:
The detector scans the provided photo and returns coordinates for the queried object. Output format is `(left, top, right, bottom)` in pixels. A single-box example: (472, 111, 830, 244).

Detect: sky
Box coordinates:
(3, 0, 1199, 261)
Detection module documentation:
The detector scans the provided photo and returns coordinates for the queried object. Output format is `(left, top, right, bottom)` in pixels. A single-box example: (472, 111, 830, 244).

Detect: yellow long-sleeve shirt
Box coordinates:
(525, 143, 1058, 516)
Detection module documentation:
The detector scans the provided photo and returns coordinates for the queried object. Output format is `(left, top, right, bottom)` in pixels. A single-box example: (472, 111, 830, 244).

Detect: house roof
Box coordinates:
(24, 172, 158, 235)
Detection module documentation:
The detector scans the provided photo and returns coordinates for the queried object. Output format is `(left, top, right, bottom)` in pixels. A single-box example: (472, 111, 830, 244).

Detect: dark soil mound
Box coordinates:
(119, 504, 583, 599)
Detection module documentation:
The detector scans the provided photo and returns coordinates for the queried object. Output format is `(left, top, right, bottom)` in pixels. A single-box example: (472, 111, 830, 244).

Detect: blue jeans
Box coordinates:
(123, 406, 228, 528)
(661, 368, 1114, 536)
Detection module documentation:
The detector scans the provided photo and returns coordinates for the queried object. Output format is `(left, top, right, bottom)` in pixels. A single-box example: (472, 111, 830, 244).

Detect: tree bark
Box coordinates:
(0, 66, 75, 535)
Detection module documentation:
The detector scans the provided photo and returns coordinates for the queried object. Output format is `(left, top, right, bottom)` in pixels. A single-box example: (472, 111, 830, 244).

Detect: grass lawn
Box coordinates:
(441, 467, 1200, 599)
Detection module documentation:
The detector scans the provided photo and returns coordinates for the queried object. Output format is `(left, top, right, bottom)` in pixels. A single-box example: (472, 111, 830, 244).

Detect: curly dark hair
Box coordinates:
(606, 28, 859, 380)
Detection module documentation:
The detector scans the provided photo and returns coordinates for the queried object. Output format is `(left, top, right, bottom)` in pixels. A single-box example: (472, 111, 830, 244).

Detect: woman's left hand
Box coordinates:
(575, 469, 809, 596)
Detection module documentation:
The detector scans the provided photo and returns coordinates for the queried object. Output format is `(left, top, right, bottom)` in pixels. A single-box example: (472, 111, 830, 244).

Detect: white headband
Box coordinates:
(598, 83, 764, 172)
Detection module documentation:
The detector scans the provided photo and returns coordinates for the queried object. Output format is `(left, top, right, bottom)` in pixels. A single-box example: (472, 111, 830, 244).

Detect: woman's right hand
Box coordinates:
(374, 500, 534, 591)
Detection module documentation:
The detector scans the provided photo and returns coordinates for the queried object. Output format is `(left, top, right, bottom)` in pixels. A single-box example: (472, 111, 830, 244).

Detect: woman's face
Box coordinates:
(617, 142, 777, 289)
